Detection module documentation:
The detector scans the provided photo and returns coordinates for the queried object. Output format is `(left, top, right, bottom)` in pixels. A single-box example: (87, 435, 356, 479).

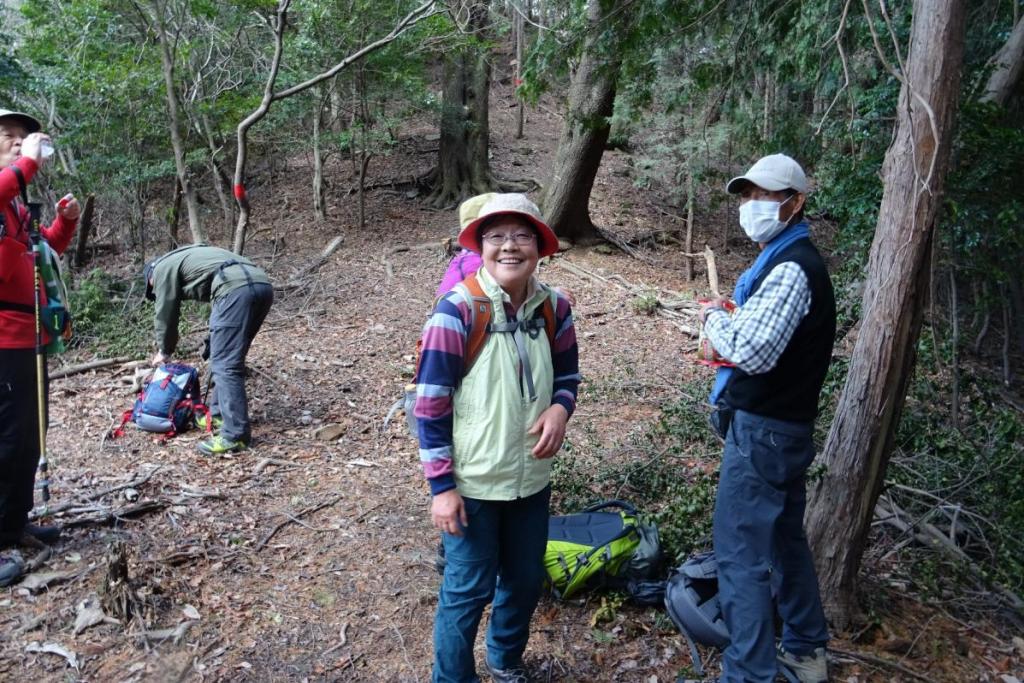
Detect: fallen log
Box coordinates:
(50, 357, 133, 380)
(30, 467, 163, 520)
(277, 235, 346, 291)
(62, 499, 168, 528)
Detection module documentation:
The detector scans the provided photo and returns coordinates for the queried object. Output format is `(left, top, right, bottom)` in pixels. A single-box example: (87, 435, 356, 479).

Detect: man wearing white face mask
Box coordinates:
(693, 154, 835, 683)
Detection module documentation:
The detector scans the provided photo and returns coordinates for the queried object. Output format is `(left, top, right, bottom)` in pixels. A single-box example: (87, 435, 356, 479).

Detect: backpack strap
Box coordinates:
(0, 301, 35, 314)
(540, 290, 557, 349)
(582, 499, 638, 516)
(461, 275, 561, 403)
(110, 408, 135, 439)
(461, 272, 493, 377)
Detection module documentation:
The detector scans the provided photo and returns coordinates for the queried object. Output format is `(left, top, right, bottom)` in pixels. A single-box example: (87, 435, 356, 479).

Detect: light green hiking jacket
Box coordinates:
(451, 267, 555, 500)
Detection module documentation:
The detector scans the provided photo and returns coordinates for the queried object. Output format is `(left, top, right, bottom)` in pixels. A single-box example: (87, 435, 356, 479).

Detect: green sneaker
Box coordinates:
(195, 414, 224, 431)
(197, 435, 246, 455)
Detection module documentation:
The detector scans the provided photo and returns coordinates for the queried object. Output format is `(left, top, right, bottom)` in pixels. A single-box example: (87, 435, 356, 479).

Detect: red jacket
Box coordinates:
(0, 157, 77, 349)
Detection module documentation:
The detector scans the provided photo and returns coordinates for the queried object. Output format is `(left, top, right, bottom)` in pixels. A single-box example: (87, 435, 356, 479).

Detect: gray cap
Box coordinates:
(726, 153, 808, 194)
(0, 108, 41, 134)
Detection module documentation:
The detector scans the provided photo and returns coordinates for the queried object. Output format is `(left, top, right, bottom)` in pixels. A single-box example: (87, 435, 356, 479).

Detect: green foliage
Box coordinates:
(630, 290, 660, 316)
(887, 333, 1024, 597)
(944, 102, 1024, 288)
(67, 269, 151, 356)
(69, 268, 211, 357)
(552, 380, 720, 565)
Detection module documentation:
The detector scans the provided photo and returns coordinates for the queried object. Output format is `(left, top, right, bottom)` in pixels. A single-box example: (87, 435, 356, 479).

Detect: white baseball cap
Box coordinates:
(726, 153, 808, 194)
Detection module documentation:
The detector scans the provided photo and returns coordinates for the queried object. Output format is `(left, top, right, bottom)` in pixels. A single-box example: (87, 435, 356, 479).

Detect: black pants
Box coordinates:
(0, 348, 47, 547)
(208, 283, 274, 443)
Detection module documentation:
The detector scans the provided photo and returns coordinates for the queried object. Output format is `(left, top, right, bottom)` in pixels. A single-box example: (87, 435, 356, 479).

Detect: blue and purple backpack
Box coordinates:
(113, 363, 210, 439)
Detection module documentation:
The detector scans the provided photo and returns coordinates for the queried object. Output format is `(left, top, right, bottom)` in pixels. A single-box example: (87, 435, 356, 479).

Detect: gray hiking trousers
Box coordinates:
(208, 281, 274, 444)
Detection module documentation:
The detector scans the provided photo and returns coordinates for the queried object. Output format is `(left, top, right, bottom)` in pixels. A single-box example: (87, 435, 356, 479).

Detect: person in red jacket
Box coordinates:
(0, 108, 80, 587)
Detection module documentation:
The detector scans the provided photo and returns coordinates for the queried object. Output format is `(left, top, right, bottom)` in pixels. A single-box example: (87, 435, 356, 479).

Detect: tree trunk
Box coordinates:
(358, 148, 371, 231)
(981, 17, 1024, 107)
(428, 0, 492, 207)
(72, 194, 96, 269)
(805, 0, 967, 630)
(312, 90, 326, 224)
(515, 8, 525, 140)
(151, 0, 205, 244)
(540, 0, 625, 244)
(685, 161, 694, 282)
(169, 176, 183, 245)
(199, 113, 232, 230)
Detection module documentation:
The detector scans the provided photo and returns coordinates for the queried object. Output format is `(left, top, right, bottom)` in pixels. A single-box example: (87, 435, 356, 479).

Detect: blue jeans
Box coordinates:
(713, 410, 829, 683)
(433, 486, 550, 683)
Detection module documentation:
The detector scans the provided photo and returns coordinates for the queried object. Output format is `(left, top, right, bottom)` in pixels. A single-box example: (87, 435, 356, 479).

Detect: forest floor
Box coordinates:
(1, 78, 1022, 683)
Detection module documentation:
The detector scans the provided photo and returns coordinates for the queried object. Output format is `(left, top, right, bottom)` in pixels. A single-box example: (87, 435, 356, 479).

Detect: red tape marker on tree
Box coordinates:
(233, 184, 247, 201)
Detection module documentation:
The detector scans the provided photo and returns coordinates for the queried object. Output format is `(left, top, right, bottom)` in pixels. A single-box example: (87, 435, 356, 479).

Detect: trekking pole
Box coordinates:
(28, 202, 52, 515)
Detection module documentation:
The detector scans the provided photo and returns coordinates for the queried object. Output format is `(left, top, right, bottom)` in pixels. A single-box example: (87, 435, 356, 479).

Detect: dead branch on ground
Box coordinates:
(829, 647, 932, 682)
(253, 457, 299, 475)
(50, 357, 133, 380)
(594, 226, 660, 264)
(256, 494, 345, 552)
(29, 467, 163, 520)
(553, 259, 699, 337)
(383, 240, 448, 283)
(875, 497, 1024, 616)
(276, 235, 345, 291)
(61, 500, 169, 528)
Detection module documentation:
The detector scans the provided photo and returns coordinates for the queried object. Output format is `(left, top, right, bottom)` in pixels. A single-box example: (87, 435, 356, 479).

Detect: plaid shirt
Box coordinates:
(704, 262, 811, 375)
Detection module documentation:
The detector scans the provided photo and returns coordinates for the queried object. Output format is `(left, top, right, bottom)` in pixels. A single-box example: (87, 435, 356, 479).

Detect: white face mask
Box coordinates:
(738, 196, 794, 243)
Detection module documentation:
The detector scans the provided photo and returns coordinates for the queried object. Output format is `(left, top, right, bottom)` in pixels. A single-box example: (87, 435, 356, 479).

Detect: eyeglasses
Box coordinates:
(482, 231, 537, 246)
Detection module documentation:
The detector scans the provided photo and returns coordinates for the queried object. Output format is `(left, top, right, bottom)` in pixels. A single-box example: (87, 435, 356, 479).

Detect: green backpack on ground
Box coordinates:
(544, 500, 662, 600)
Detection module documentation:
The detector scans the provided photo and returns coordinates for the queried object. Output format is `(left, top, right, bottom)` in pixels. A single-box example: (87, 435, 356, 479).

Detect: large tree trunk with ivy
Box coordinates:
(426, 0, 492, 207)
(805, 0, 967, 630)
(540, 0, 624, 244)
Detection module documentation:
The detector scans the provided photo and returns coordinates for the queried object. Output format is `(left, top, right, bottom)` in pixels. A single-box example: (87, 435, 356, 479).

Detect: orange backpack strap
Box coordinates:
(462, 273, 493, 376)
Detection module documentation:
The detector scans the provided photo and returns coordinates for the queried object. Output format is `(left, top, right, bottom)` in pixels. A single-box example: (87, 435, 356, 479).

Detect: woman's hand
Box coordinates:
(529, 404, 569, 459)
(431, 489, 468, 536)
(56, 194, 81, 222)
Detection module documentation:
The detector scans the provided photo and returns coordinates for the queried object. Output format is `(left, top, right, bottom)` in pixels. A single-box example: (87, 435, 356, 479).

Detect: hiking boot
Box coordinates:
(23, 523, 60, 545)
(195, 414, 224, 431)
(777, 645, 828, 683)
(0, 552, 24, 587)
(484, 659, 531, 683)
(197, 435, 246, 455)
